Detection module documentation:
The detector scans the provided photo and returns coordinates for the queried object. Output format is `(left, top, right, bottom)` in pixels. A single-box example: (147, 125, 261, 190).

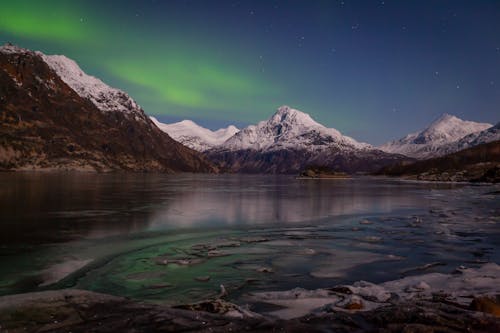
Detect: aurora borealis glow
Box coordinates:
(1, 0, 499, 144)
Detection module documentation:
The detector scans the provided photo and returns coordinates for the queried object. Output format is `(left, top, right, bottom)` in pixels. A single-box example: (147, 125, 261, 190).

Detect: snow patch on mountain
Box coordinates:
(380, 114, 492, 158)
(220, 106, 371, 152)
(151, 117, 239, 152)
(37, 52, 143, 116)
(438, 122, 500, 155)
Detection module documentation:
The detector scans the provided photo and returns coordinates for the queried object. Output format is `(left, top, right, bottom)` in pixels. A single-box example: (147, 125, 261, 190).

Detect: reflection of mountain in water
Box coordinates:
(146, 176, 456, 228)
(0, 173, 464, 243)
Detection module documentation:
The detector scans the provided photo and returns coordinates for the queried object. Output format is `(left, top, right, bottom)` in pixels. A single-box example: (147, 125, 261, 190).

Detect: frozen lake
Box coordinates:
(0, 173, 499, 305)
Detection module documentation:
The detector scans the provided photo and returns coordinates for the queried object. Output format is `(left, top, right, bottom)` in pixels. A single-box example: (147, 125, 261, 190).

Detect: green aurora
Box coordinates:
(0, 0, 282, 123)
(1, 0, 499, 144)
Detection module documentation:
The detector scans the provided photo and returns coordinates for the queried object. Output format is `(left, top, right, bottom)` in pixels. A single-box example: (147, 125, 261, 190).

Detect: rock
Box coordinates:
(219, 284, 228, 298)
(404, 281, 431, 293)
(339, 295, 364, 310)
(470, 296, 500, 317)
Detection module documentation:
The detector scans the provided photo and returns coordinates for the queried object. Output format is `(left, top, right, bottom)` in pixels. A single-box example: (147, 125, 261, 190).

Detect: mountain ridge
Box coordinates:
(0, 43, 215, 172)
(151, 117, 239, 152)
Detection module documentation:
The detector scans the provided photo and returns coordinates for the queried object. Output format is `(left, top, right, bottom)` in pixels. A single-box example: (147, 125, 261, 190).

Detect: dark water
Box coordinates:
(0, 173, 499, 304)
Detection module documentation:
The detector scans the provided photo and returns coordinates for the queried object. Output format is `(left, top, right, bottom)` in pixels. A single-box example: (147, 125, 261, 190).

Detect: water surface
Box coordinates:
(0, 173, 498, 305)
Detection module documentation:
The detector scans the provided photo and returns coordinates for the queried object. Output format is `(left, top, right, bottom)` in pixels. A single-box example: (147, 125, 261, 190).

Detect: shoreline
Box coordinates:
(1, 263, 499, 332)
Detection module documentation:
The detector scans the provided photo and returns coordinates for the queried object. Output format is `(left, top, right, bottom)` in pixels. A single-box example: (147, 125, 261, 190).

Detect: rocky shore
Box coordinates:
(1, 264, 499, 332)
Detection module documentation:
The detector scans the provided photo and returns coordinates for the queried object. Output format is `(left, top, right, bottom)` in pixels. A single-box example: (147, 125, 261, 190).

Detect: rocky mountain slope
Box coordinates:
(151, 117, 239, 152)
(0, 44, 215, 172)
(380, 114, 492, 159)
(378, 140, 500, 182)
(207, 106, 409, 174)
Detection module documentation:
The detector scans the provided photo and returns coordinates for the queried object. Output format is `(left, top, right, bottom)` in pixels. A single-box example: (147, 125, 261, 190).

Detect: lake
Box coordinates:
(0, 173, 499, 305)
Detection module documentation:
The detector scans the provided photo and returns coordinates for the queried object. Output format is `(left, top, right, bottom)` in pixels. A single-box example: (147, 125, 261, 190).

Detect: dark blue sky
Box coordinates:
(1, 0, 499, 144)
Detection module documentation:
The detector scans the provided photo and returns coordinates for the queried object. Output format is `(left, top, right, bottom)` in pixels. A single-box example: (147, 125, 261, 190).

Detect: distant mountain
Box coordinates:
(207, 106, 408, 174)
(220, 105, 371, 151)
(438, 122, 500, 155)
(0, 44, 215, 172)
(151, 118, 239, 152)
(380, 114, 492, 159)
(378, 140, 500, 183)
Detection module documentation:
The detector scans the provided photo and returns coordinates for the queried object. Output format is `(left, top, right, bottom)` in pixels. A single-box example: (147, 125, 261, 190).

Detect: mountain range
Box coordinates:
(1, 44, 498, 176)
(153, 106, 498, 173)
(155, 108, 498, 158)
(150, 117, 239, 152)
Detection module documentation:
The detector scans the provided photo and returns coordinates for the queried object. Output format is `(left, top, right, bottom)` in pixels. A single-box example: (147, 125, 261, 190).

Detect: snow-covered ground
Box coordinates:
(248, 263, 500, 319)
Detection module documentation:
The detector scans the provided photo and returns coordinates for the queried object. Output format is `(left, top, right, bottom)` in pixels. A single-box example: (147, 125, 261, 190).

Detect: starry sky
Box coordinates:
(1, 0, 499, 144)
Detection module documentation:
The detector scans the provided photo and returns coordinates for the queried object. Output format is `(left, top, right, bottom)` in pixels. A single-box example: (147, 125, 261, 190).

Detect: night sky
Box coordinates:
(1, 0, 499, 144)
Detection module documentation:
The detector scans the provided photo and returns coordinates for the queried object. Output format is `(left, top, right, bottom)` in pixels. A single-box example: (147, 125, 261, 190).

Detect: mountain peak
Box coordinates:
(220, 106, 370, 151)
(269, 105, 322, 129)
(427, 113, 463, 129)
(380, 113, 493, 158)
(422, 114, 490, 138)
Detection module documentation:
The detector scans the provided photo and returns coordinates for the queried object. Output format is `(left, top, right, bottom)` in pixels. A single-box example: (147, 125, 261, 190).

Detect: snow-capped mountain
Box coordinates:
(151, 118, 239, 152)
(439, 122, 500, 155)
(0, 43, 214, 172)
(39, 52, 144, 118)
(208, 106, 407, 174)
(220, 105, 371, 151)
(380, 114, 492, 159)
